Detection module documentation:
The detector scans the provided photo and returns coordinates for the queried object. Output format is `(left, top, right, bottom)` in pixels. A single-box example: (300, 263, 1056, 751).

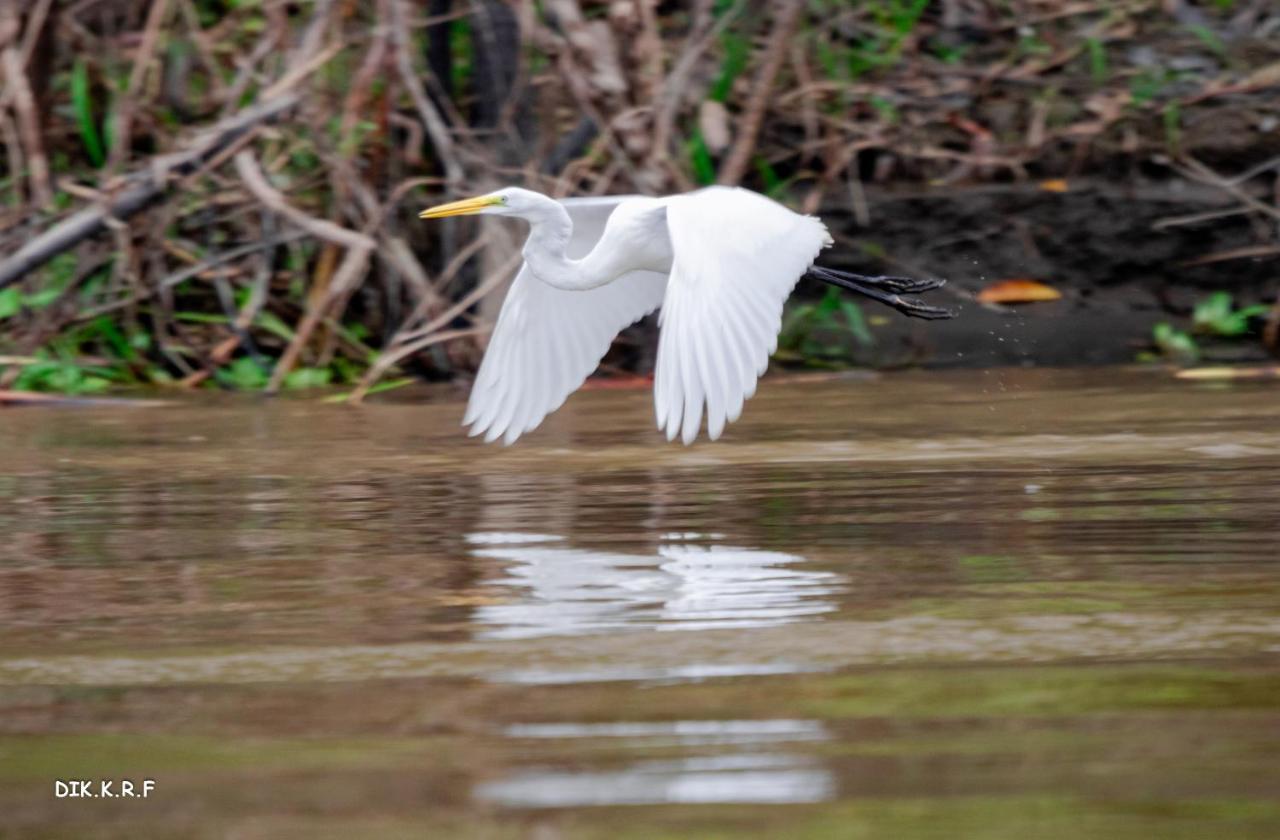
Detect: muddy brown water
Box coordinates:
(1, 368, 1278, 838)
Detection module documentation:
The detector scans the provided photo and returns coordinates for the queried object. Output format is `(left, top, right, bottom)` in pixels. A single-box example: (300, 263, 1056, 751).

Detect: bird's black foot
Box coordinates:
(807, 265, 955, 320)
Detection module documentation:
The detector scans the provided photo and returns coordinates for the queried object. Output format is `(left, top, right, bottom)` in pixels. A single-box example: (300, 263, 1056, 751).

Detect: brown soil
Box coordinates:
(816, 176, 1279, 367)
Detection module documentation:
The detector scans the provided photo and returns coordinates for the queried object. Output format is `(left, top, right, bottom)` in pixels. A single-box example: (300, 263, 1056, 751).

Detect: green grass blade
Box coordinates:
(71, 59, 106, 168)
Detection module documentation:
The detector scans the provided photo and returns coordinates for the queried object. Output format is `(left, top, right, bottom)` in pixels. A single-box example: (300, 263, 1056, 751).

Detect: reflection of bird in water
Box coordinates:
(420, 187, 952, 445)
(467, 533, 843, 640)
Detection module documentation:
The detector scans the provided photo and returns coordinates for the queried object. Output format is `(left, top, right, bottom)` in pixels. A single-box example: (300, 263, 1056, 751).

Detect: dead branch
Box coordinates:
(0, 5, 52, 207)
(107, 0, 170, 174)
(1174, 155, 1280, 224)
(233, 151, 375, 252)
(346, 326, 490, 404)
(0, 92, 301, 290)
(348, 249, 521, 404)
(649, 0, 747, 168)
(717, 0, 805, 186)
(390, 0, 463, 187)
(75, 231, 306, 322)
(232, 150, 375, 392)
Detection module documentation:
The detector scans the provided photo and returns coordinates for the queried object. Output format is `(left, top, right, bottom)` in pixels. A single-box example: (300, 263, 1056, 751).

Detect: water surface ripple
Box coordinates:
(1, 369, 1278, 838)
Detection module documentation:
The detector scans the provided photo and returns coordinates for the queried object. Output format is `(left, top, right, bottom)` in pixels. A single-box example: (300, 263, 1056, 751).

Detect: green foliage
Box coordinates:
(323, 378, 413, 403)
(1015, 32, 1053, 59)
(193, 0, 232, 27)
(1192, 292, 1268, 337)
(686, 132, 716, 186)
(215, 357, 269, 389)
(7, 314, 143, 394)
(754, 157, 784, 197)
(1151, 322, 1199, 364)
(339, 119, 378, 157)
(811, 0, 930, 85)
(851, 0, 930, 77)
(71, 59, 106, 168)
(0, 288, 21, 320)
(1, 255, 77, 321)
(12, 356, 115, 394)
(4, 307, 152, 393)
(283, 367, 333, 390)
(778, 287, 874, 365)
(929, 42, 967, 64)
(882, 0, 930, 36)
(449, 19, 474, 93)
(710, 32, 750, 102)
(1129, 67, 1175, 105)
(1084, 37, 1108, 83)
(20, 289, 64, 311)
(2, 255, 360, 394)
(1148, 293, 1269, 364)
(869, 95, 899, 124)
(1186, 24, 1227, 59)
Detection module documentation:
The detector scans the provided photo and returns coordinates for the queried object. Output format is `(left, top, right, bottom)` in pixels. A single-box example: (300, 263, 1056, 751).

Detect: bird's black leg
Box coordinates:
(806, 265, 956, 320)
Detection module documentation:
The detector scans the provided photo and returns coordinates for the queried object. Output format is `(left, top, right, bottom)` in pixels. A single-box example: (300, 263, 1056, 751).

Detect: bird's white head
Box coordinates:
(418, 187, 550, 221)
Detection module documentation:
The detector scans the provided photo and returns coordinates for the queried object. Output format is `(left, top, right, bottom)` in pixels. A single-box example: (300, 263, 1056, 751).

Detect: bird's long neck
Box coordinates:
(521, 199, 615, 291)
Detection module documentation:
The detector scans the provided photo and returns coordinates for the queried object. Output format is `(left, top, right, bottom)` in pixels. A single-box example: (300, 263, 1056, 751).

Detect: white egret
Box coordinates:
(420, 186, 951, 445)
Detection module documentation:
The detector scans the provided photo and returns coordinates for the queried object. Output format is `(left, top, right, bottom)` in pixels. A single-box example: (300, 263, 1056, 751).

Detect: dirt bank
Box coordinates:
(813, 175, 1279, 367)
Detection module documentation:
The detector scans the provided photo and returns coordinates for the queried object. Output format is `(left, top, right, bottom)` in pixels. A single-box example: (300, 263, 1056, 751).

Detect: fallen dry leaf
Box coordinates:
(977, 279, 1063, 304)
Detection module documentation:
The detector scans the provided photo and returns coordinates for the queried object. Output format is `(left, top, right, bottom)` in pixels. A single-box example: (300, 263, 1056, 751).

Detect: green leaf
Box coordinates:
(869, 95, 898, 124)
(687, 132, 716, 186)
(1152, 322, 1199, 362)
(817, 286, 842, 317)
(72, 59, 106, 168)
(174, 311, 231, 325)
(1187, 24, 1226, 58)
(253, 311, 296, 341)
(1192, 291, 1263, 337)
(322, 377, 415, 404)
(755, 157, 782, 196)
(1193, 291, 1233, 329)
(839, 299, 875, 347)
(0, 287, 20, 319)
(710, 32, 749, 102)
(1085, 37, 1108, 83)
(283, 367, 333, 390)
(23, 288, 61, 309)
(88, 316, 135, 361)
(1129, 69, 1167, 106)
(216, 357, 269, 390)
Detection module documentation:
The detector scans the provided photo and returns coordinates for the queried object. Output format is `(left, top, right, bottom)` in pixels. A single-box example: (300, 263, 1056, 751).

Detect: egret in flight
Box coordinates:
(420, 187, 952, 445)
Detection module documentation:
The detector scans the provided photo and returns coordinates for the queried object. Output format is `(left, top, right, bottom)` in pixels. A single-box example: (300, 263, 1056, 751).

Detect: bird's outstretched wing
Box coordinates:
(465, 197, 668, 444)
(654, 186, 831, 444)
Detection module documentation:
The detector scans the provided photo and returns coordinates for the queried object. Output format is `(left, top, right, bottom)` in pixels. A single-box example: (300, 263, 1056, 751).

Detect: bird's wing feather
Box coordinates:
(655, 186, 831, 444)
(465, 197, 668, 445)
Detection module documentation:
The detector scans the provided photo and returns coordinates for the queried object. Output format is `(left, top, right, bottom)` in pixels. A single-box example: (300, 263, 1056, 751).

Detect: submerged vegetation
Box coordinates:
(1, 0, 1278, 396)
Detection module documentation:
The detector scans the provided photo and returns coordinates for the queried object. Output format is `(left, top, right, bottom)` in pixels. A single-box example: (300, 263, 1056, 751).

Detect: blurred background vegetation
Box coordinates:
(0, 0, 1277, 399)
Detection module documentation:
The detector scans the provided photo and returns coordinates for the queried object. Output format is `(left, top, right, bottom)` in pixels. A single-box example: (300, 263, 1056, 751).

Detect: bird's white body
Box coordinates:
(432, 186, 833, 445)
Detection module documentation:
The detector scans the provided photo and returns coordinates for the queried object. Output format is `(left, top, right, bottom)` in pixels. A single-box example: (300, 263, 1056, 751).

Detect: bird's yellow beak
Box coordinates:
(418, 194, 502, 219)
